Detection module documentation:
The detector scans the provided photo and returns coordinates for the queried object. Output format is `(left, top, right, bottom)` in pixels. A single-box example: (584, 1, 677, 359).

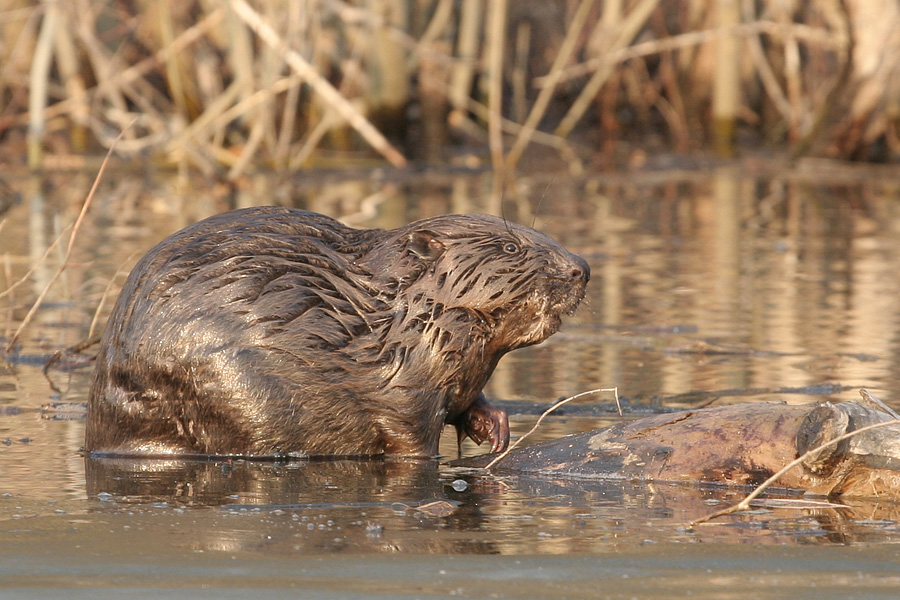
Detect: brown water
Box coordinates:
(3, 161, 900, 598)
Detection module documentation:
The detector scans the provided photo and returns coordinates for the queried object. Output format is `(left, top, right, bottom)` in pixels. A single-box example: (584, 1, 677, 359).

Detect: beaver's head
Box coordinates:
(368, 215, 589, 355)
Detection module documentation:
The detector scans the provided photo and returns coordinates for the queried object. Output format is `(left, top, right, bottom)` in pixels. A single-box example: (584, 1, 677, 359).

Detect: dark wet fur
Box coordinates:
(86, 207, 589, 457)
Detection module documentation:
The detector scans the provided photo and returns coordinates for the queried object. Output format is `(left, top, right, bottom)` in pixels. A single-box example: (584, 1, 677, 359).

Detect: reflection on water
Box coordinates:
(4, 162, 900, 564)
(78, 455, 900, 554)
(84, 456, 446, 508)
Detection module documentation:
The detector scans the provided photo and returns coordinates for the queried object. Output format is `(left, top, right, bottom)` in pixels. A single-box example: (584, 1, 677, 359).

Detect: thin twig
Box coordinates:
(0, 223, 71, 301)
(534, 20, 843, 89)
(2, 253, 13, 341)
(5, 120, 132, 354)
(87, 252, 139, 340)
(484, 387, 619, 471)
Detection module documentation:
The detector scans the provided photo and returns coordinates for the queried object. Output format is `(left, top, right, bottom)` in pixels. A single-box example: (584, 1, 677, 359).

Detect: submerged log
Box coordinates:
(454, 396, 900, 498)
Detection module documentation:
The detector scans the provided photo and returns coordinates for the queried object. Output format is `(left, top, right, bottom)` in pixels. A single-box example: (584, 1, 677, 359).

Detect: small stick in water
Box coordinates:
(484, 387, 619, 471)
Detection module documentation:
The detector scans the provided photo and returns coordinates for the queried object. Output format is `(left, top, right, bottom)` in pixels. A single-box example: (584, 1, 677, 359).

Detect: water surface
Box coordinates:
(3, 162, 900, 597)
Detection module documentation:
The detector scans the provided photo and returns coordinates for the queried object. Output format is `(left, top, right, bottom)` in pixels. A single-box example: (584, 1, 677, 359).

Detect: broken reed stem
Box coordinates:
(485, 0, 507, 205)
(712, 0, 741, 156)
(4, 121, 130, 354)
(228, 0, 407, 168)
(448, 0, 481, 113)
(27, 0, 60, 169)
(484, 387, 620, 471)
(690, 416, 900, 527)
(555, 0, 661, 139)
(505, 0, 596, 173)
(3, 253, 13, 341)
(534, 20, 841, 89)
(24, 6, 225, 133)
(0, 223, 72, 301)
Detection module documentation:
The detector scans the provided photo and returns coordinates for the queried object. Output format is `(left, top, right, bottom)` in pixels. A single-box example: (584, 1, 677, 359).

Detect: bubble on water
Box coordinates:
(96, 492, 114, 502)
(451, 479, 468, 492)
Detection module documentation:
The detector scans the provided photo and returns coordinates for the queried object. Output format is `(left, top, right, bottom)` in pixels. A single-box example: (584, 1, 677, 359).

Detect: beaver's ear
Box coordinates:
(407, 230, 445, 261)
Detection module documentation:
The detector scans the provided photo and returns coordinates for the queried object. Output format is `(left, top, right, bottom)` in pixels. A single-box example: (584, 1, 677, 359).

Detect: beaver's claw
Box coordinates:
(453, 394, 510, 453)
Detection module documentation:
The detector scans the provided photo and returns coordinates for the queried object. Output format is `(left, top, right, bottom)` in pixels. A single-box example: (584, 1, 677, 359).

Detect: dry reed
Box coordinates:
(1, 0, 896, 182)
(4, 119, 131, 353)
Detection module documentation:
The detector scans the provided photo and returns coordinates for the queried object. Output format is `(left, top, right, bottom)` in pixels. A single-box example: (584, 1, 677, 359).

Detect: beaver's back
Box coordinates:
(88, 208, 392, 456)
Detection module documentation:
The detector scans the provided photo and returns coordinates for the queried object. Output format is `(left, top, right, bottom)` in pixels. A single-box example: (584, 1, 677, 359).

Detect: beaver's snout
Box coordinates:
(569, 255, 590, 284)
(551, 253, 590, 286)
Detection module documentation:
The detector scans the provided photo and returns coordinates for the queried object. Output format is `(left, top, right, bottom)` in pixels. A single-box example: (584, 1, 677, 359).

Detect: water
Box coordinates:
(3, 161, 900, 597)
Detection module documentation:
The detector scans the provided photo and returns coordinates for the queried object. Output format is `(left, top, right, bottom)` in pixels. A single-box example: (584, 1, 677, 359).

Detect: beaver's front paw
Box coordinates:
(454, 394, 509, 453)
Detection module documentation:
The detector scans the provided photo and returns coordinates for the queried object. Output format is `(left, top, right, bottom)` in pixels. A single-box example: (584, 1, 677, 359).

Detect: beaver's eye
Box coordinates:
(503, 242, 519, 254)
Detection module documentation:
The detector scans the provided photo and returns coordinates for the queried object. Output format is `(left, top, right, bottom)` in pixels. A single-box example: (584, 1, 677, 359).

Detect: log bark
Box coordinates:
(455, 400, 900, 498)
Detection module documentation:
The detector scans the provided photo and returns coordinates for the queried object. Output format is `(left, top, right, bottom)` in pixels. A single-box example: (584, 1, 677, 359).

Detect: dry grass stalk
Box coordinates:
(555, 0, 661, 139)
(87, 252, 141, 341)
(511, 21, 530, 124)
(505, 0, 596, 173)
(484, 387, 620, 471)
(4, 120, 131, 354)
(712, 0, 741, 156)
(368, 0, 411, 120)
(229, 0, 407, 168)
(2, 247, 12, 342)
(0, 222, 71, 301)
(26, 0, 60, 169)
(0, 1, 894, 170)
(448, 0, 482, 116)
(156, 1, 190, 122)
(484, 0, 507, 204)
(51, 10, 88, 152)
(273, 2, 305, 168)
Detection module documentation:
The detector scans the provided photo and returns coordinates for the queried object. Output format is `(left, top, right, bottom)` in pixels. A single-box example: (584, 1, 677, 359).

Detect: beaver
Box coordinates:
(85, 207, 589, 458)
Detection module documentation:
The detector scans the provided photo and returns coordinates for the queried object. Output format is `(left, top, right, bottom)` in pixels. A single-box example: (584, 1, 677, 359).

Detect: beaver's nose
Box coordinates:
(569, 255, 590, 283)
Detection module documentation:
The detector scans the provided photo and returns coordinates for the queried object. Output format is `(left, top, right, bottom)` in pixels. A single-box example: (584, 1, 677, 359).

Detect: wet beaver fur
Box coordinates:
(86, 207, 589, 457)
